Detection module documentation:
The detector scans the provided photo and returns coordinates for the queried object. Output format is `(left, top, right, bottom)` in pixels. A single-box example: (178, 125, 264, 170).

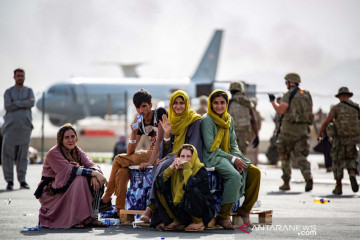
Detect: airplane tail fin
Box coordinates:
(191, 30, 223, 83)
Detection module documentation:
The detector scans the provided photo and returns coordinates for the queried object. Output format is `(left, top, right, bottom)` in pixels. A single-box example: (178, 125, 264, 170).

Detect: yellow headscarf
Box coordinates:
(168, 90, 201, 155)
(171, 144, 204, 205)
(207, 90, 231, 153)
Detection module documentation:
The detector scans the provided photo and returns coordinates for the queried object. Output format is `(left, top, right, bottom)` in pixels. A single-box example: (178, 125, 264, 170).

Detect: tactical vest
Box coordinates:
(334, 102, 360, 137)
(228, 101, 251, 128)
(287, 90, 314, 124)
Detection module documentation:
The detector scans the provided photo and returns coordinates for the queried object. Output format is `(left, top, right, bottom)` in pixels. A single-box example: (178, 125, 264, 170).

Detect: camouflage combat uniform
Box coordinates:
(228, 92, 254, 154)
(276, 87, 313, 183)
(329, 100, 360, 180)
(196, 95, 208, 116)
(196, 107, 207, 116)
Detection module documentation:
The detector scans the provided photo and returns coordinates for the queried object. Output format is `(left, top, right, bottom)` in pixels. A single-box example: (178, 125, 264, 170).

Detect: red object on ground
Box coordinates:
(81, 129, 115, 137)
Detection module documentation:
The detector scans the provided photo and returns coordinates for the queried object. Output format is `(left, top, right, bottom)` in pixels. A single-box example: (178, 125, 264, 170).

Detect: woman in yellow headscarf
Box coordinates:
(140, 90, 203, 227)
(152, 144, 214, 231)
(201, 90, 261, 229)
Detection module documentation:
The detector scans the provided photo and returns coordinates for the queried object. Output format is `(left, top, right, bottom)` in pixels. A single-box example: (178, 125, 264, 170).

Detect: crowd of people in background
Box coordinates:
(1, 68, 359, 230)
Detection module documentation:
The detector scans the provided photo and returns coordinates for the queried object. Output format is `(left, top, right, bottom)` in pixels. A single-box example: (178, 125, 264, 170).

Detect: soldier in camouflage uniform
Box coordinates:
(268, 73, 313, 192)
(317, 87, 359, 195)
(228, 81, 259, 154)
(196, 95, 208, 116)
(246, 98, 264, 165)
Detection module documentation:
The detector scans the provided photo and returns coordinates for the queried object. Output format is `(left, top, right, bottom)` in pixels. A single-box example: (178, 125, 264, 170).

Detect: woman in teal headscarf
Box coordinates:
(201, 90, 261, 229)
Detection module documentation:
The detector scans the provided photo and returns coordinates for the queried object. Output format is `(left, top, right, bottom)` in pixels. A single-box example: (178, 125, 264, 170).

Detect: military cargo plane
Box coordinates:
(36, 30, 256, 126)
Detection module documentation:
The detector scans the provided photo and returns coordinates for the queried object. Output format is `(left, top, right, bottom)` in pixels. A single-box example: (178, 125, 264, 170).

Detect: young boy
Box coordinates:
(101, 88, 167, 215)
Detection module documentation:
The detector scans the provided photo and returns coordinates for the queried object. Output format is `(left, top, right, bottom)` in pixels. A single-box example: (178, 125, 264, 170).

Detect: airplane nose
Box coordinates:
(36, 97, 43, 110)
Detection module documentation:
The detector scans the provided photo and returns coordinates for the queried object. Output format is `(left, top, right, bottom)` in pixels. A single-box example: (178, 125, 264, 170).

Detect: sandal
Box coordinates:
(185, 222, 205, 232)
(72, 223, 85, 229)
(90, 219, 108, 228)
(215, 218, 234, 230)
(139, 207, 152, 223)
(99, 199, 113, 212)
(164, 221, 185, 231)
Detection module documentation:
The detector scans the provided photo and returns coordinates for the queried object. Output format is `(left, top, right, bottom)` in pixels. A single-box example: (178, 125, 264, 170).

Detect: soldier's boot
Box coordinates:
(332, 180, 342, 195)
(279, 181, 290, 191)
(349, 170, 359, 193)
(305, 178, 313, 192)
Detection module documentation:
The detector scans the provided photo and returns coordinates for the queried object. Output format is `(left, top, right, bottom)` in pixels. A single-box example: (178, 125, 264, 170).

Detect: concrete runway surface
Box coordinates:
(0, 156, 359, 240)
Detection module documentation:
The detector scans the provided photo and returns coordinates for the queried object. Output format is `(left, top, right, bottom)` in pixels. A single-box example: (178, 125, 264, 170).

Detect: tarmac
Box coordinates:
(0, 155, 359, 240)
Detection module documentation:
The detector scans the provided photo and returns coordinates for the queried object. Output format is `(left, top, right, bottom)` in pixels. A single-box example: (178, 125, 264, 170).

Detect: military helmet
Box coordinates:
(228, 81, 244, 92)
(284, 73, 301, 83)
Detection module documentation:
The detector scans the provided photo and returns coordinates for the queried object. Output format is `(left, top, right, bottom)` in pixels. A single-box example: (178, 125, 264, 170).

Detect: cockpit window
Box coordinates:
(48, 86, 70, 96)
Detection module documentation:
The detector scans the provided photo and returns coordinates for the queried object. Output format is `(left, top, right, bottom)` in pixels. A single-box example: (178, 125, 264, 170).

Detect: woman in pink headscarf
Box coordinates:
(35, 124, 108, 228)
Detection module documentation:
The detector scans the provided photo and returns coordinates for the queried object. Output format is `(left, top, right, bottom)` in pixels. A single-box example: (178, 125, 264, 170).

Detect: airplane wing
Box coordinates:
(93, 61, 141, 78)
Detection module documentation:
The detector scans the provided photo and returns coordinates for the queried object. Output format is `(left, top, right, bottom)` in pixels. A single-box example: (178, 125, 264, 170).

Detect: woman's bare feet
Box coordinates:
(72, 223, 85, 228)
(164, 221, 185, 231)
(156, 222, 165, 230)
(90, 219, 108, 228)
(139, 207, 152, 223)
(237, 208, 250, 223)
(216, 218, 234, 230)
(185, 222, 205, 231)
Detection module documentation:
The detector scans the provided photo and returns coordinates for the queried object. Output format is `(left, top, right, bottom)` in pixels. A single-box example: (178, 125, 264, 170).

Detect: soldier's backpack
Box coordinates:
(287, 88, 314, 125)
(334, 101, 360, 137)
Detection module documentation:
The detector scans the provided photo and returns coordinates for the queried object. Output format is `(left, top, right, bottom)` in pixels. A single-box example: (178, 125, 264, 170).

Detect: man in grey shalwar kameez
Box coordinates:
(2, 68, 34, 190)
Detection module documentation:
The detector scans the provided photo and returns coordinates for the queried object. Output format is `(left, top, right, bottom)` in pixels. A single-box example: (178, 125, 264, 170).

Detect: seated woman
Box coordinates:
(153, 144, 214, 231)
(34, 124, 108, 228)
(201, 90, 261, 229)
(140, 90, 202, 228)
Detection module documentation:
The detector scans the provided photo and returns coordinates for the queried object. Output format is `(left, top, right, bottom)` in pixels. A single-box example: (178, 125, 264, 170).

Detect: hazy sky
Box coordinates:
(1, 0, 359, 138)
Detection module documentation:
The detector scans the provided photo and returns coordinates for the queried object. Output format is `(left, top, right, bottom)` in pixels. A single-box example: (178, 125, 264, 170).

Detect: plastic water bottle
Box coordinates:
(314, 198, 330, 204)
(253, 200, 261, 208)
(100, 218, 120, 226)
(22, 225, 41, 231)
(132, 114, 143, 130)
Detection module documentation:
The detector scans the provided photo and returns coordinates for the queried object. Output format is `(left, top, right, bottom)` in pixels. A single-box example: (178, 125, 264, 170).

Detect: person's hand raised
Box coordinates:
(160, 114, 171, 136)
(170, 158, 179, 170)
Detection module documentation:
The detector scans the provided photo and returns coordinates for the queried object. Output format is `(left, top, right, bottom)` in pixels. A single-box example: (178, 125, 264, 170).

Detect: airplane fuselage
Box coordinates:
(36, 77, 197, 125)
